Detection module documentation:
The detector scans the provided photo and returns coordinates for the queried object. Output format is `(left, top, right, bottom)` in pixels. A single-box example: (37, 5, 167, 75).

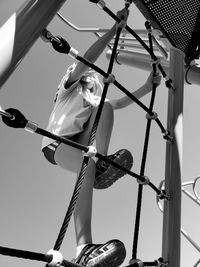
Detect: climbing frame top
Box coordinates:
(133, 0, 200, 61)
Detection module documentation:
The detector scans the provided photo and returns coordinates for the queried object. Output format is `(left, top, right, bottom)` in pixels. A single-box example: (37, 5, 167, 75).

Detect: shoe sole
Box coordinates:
(94, 149, 133, 189)
(87, 240, 126, 267)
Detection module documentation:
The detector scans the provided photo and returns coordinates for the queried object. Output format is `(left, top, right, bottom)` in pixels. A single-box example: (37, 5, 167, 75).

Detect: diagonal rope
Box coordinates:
(0, 107, 163, 194)
(52, 22, 123, 252)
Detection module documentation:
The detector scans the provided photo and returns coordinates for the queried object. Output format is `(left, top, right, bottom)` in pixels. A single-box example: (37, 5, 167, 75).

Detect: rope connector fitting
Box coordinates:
(117, 20, 127, 29)
(83, 146, 97, 158)
(150, 58, 161, 66)
(0, 106, 13, 119)
(145, 20, 152, 33)
(163, 130, 173, 142)
(137, 176, 150, 186)
(69, 47, 79, 59)
(156, 257, 169, 266)
(157, 189, 169, 200)
(146, 112, 158, 120)
(125, 0, 133, 8)
(165, 77, 175, 91)
(103, 74, 115, 84)
(40, 29, 54, 43)
(129, 258, 143, 267)
(47, 249, 63, 267)
(97, 0, 106, 9)
(25, 121, 38, 133)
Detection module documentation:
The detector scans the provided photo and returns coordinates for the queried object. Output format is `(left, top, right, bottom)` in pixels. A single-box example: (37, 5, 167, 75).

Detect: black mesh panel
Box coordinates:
(133, 0, 200, 60)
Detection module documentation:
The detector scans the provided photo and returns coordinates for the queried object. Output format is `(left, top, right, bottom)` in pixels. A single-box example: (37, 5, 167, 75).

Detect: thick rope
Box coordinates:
(52, 21, 123, 252)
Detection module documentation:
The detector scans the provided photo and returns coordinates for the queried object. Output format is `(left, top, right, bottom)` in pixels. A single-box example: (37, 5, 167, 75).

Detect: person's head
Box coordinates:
(80, 68, 103, 96)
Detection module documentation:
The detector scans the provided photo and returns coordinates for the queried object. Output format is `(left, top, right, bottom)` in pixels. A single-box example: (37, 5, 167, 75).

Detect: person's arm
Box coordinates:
(65, 8, 129, 88)
(109, 71, 161, 110)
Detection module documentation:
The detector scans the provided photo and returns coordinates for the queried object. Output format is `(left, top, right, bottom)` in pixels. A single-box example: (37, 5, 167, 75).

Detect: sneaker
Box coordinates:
(74, 239, 126, 267)
(94, 149, 133, 189)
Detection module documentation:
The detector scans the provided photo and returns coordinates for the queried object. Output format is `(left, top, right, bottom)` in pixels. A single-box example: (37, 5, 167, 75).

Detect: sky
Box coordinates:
(0, 1, 200, 267)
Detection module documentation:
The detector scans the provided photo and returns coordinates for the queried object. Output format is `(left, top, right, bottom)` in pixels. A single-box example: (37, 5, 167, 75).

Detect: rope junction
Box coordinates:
(0, 0, 193, 266)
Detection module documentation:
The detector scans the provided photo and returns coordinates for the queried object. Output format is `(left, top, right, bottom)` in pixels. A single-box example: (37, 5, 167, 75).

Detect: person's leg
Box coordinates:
(54, 102, 114, 246)
(95, 101, 114, 155)
(54, 143, 95, 246)
(54, 103, 126, 266)
(93, 102, 134, 189)
(73, 158, 95, 246)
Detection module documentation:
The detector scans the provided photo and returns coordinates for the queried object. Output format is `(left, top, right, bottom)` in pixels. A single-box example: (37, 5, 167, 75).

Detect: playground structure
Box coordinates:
(0, 0, 200, 267)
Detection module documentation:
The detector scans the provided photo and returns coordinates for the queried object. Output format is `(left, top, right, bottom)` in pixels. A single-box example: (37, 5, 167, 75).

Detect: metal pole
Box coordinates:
(161, 47, 184, 267)
(106, 50, 200, 86)
(0, 0, 67, 89)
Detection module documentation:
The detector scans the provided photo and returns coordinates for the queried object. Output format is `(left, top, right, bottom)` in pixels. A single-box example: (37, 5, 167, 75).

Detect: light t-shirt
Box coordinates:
(42, 64, 102, 149)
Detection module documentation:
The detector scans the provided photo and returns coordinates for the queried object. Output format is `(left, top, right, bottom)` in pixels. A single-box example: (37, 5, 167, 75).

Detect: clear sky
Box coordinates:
(0, 1, 200, 267)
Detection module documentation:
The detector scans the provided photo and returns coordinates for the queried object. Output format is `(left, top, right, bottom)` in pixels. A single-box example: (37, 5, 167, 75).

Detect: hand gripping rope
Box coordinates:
(89, 0, 174, 91)
(0, 1, 174, 266)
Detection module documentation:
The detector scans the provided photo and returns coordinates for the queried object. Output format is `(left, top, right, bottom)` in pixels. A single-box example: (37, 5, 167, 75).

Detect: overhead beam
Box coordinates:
(0, 0, 66, 89)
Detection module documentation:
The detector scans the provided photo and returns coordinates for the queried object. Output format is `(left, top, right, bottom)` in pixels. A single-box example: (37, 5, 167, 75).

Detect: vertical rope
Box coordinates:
(132, 21, 159, 259)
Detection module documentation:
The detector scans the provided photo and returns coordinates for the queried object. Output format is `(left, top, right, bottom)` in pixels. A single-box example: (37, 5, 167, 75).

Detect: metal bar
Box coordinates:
(57, 13, 155, 36)
(108, 50, 200, 86)
(182, 188, 200, 206)
(57, 12, 108, 32)
(181, 228, 200, 253)
(0, 0, 67, 89)
(106, 49, 169, 70)
(161, 47, 185, 267)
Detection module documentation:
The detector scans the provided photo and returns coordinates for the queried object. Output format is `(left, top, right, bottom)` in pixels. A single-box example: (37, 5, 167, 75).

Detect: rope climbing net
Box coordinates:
(0, 0, 200, 267)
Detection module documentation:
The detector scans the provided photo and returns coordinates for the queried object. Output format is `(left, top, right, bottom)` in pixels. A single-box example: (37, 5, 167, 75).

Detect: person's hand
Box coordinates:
(145, 71, 161, 92)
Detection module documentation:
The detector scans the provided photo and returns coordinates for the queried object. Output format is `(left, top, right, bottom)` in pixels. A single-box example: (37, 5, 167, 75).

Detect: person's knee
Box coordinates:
(54, 144, 83, 173)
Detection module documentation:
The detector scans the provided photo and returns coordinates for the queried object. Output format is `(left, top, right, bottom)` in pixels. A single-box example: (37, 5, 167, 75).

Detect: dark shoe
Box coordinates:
(75, 239, 126, 267)
(94, 149, 133, 189)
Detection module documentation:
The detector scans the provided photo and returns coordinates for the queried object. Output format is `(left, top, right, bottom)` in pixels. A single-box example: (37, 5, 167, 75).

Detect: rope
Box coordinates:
(53, 157, 89, 250)
(92, 1, 174, 90)
(0, 108, 162, 193)
(51, 16, 124, 252)
(41, 28, 168, 135)
(0, 246, 81, 267)
(75, 56, 168, 137)
(132, 21, 160, 260)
